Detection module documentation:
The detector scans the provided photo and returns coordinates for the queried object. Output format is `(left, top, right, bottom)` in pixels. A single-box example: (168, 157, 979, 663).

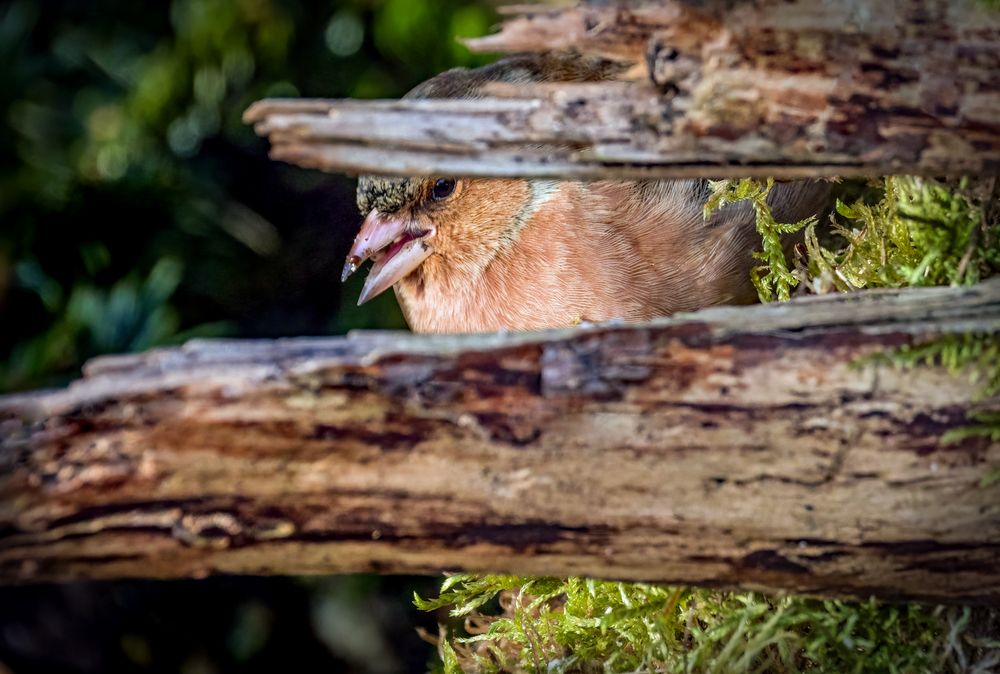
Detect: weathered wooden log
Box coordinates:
(244, 0, 1000, 178)
(2, 280, 999, 605)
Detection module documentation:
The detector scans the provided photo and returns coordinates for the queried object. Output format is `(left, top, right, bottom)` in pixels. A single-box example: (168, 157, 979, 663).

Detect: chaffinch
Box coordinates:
(344, 55, 828, 333)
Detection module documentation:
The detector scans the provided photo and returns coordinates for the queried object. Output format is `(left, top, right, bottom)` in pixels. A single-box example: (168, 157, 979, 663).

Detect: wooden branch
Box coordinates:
(2, 281, 999, 605)
(244, 0, 1000, 179)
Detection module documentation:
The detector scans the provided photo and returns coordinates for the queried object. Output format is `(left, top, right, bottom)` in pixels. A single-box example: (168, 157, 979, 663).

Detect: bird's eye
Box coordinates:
(431, 178, 456, 201)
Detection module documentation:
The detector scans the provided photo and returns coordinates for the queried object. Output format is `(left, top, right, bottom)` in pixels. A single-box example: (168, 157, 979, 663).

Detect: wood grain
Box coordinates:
(244, 0, 1000, 178)
(2, 280, 998, 604)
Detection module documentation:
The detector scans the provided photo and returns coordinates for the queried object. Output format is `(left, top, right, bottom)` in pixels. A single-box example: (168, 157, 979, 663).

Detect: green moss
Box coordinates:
(868, 331, 1000, 448)
(878, 332, 1000, 399)
(417, 576, 998, 673)
(703, 178, 815, 302)
(710, 176, 998, 299)
(814, 177, 997, 291)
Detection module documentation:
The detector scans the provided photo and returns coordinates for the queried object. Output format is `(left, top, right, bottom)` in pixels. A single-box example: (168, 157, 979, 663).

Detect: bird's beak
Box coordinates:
(342, 210, 434, 305)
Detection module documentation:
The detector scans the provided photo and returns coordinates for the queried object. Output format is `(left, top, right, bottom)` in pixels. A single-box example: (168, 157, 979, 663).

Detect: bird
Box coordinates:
(343, 54, 829, 334)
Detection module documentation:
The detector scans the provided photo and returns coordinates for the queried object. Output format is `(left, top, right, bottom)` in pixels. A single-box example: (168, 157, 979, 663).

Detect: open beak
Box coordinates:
(342, 210, 434, 305)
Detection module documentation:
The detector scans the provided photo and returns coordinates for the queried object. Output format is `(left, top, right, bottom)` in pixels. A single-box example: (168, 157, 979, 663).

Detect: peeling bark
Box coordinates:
(2, 281, 999, 604)
(245, 0, 1000, 178)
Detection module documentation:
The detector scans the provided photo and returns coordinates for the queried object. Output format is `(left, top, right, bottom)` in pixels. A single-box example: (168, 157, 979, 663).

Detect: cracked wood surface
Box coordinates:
(245, 0, 1000, 179)
(1, 280, 999, 603)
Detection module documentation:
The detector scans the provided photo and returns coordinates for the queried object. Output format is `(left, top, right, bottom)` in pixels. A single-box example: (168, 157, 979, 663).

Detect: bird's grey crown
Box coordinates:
(356, 175, 422, 215)
(355, 53, 629, 216)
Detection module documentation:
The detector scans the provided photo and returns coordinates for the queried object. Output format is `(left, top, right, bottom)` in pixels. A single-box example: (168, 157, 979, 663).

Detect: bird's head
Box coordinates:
(341, 54, 626, 306)
(345, 174, 534, 304)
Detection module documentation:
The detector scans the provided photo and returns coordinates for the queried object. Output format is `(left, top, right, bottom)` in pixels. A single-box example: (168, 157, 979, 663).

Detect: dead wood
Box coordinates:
(1, 280, 998, 605)
(245, 0, 1000, 178)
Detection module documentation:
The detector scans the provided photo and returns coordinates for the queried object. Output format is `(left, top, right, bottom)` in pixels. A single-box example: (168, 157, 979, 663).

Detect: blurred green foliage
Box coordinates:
(0, 575, 447, 674)
(0, 0, 496, 392)
(0, 1, 495, 672)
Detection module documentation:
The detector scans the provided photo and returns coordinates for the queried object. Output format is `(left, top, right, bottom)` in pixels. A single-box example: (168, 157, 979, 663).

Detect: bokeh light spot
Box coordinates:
(324, 10, 364, 57)
(95, 144, 129, 180)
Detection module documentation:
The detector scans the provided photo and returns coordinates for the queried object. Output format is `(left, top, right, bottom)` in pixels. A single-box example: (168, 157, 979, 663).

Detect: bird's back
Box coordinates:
(605, 179, 828, 316)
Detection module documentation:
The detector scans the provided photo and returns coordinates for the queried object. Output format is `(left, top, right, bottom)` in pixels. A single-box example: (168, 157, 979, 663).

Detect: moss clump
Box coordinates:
(709, 176, 999, 300)
(870, 331, 1000, 446)
(877, 332, 1000, 399)
(804, 177, 999, 293)
(417, 575, 999, 674)
(703, 178, 816, 302)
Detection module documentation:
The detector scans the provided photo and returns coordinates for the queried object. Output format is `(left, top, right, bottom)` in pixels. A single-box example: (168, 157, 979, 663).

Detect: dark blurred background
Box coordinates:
(0, 0, 499, 671)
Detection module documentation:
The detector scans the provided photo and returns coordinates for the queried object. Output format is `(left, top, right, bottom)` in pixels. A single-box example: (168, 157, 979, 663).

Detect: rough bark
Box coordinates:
(244, 0, 1000, 179)
(2, 280, 999, 605)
